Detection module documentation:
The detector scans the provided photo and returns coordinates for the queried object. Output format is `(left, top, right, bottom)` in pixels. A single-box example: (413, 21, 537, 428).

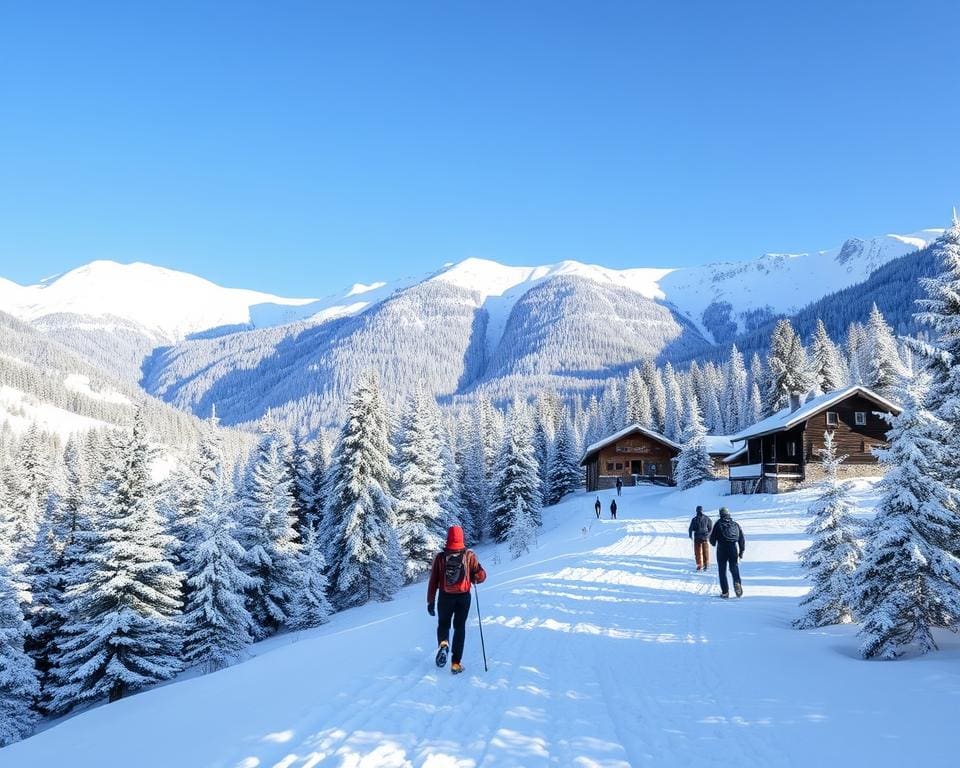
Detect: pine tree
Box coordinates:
(287, 523, 333, 630)
(507, 501, 537, 560)
(545, 416, 582, 505)
(48, 412, 183, 710)
(794, 431, 862, 629)
(810, 319, 846, 395)
(674, 400, 714, 490)
(725, 345, 748, 433)
(435, 412, 469, 540)
(394, 391, 446, 582)
(182, 469, 257, 673)
(322, 373, 403, 610)
(307, 437, 330, 532)
(24, 517, 65, 706)
(0, 563, 39, 747)
(763, 319, 810, 416)
(855, 373, 960, 659)
(643, 362, 667, 433)
(490, 404, 543, 543)
(460, 404, 489, 543)
(662, 363, 684, 440)
(238, 429, 301, 638)
(865, 304, 904, 398)
(287, 431, 316, 538)
(625, 367, 652, 427)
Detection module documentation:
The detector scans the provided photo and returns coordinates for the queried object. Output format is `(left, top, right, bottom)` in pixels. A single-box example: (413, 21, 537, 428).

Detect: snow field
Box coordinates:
(4, 480, 959, 767)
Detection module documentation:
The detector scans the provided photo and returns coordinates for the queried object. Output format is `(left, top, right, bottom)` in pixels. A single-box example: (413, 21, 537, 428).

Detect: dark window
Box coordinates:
(615, 463, 623, 471)
(606, 462, 614, 471)
(855, 412, 867, 426)
(826, 411, 839, 426)
(787, 442, 797, 457)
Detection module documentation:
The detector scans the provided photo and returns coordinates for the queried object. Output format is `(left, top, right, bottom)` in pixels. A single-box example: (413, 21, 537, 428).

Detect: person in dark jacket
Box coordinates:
(610, 498, 618, 519)
(615, 477, 623, 496)
(687, 505, 713, 571)
(709, 507, 745, 597)
(594, 497, 602, 519)
(427, 525, 487, 674)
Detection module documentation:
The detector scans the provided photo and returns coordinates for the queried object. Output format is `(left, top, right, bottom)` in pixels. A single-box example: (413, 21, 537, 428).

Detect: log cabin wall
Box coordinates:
(584, 433, 679, 490)
(802, 394, 891, 465)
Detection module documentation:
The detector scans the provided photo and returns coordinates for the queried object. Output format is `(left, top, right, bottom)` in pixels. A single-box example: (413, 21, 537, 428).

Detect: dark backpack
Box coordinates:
(718, 518, 740, 543)
(694, 514, 711, 537)
(443, 551, 470, 593)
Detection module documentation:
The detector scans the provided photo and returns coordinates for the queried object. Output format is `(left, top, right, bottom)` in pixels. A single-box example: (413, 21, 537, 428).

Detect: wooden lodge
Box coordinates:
(580, 424, 681, 491)
(725, 385, 901, 494)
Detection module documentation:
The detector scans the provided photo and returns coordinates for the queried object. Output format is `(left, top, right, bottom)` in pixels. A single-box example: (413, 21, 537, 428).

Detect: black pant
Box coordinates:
(595, 507, 601, 518)
(616, 485, 622, 496)
(716, 542, 741, 595)
(437, 590, 472, 664)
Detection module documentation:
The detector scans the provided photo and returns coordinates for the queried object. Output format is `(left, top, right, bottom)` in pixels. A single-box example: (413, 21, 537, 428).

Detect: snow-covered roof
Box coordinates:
(580, 423, 681, 466)
(703, 435, 739, 456)
(722, 445, 748, 464)
(730, 385, 901, 442)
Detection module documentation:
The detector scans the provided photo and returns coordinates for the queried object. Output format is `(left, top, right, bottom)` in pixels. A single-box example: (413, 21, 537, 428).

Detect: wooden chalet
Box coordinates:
(580, 424, 681, 491)
(726, 385, 901, 494)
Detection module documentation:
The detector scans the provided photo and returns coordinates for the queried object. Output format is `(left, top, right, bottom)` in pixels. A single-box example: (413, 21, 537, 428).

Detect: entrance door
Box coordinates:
(631, 460, 642, 475)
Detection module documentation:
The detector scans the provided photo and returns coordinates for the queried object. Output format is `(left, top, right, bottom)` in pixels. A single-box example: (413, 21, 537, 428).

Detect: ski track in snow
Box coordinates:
(5, 482, 960, 768)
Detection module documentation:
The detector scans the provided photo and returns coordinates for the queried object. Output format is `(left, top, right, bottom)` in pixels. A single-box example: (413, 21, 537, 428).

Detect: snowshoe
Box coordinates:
(451, 662, 464, 675)
(734, 583, 743, 598)
(435, 641, 449, 668)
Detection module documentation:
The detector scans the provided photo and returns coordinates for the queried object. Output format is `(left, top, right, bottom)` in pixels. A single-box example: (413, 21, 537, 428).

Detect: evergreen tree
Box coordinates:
(308, 437, 330, 532)
(794, 431, 862, 629)
(865, 304, 904, 398)
(490, 404, 543, 543)
(662, 363, 684, 440)
(238, 429, 301, 638)
(394, 391, 446, 582)
(855, 373, 960, 659)
(810, 319, 846, 394)
(435, 412, 470, 541)
(763, 319, 810, 416)
(725, 345, 748, 433)
(0, 562, 39, 747)
(322, 373, 403, 610)
(507, 501, 537, 560)
(182, 469, 256, 673)
(48, 412, 183, 710)
(24, 518, 65, 707)
(287, 523, 334, 630)
(643, 362, 667, 433)
(545, 416, 582, 505)
(625, 367, 652, 427)
(460, 404, 489, 542)
(287, 430, 316, 538)
(674, 400, 714, 490)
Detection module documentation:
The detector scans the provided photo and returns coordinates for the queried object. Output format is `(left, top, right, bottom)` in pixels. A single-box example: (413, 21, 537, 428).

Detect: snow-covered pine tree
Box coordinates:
(865, 304, 904, 398)
(322, 373, 403, 610)
(674, 398, 713, 491)
(747, 381, 762, 427)
(434, 410, 470, 540)
(763, 319, 810, 416)
(287, 523, 333, 630)
(725, 345, 748, 434)
(855, 372, 960, 659)
(545, 416, 581, 505)
(238, 428, 301, 638)
(643, 361, 667, 434)
(24, 517, 65, 706)
(307, 436, 329, 532)
(507, 501, 537, 560)
(625, 367, 652, 427)
(490, 403, 543, 542)
(394, 390, 446, 582)
(662, 363, 684, 441)
(287, 430, 316, 538)
(460, 404, 490, 542)
(0, 562, 39, 747)
(47, 411, 183, 710)
(810, 319, 847, 395)
(182, 469, 256, 673)
(794, 431, 862, 629)
(846, 322, 869, 385)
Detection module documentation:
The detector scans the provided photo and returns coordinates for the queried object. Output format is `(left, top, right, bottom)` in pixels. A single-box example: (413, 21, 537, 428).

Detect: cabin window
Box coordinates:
(855, 412, 867, 426)
(826, 411, 839, 426)
(606, 462, 614, 471)
(786, 441, 797, 457)
(615, 463, 623, 471)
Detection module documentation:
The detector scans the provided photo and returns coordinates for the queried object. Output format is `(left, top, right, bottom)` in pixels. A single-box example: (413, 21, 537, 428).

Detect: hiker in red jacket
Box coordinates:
(427, 525, 486, 675)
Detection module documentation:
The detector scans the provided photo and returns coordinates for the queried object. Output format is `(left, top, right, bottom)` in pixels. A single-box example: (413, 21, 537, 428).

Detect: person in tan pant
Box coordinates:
(688, 506, 713, 571)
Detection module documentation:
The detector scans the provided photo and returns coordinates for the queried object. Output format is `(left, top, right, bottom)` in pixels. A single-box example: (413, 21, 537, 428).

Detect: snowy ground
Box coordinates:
(4, 481, 959, 767)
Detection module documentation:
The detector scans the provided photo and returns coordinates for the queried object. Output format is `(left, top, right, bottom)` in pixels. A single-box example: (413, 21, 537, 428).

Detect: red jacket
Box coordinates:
(427, 549, 486, 605)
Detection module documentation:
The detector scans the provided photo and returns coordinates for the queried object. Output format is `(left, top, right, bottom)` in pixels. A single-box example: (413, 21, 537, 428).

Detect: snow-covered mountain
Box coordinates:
(0, 224, 943, 429)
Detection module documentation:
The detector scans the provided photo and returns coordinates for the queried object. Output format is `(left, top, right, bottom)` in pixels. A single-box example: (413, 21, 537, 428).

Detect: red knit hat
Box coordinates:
(446, 525, 465, 550)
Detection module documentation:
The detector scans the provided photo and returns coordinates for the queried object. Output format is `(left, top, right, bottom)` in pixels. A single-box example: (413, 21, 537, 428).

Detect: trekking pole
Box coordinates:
(474, 584, 489, 672)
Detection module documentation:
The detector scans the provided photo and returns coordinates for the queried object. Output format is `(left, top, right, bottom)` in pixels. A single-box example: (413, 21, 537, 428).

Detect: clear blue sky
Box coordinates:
(1, 1, 958, 296)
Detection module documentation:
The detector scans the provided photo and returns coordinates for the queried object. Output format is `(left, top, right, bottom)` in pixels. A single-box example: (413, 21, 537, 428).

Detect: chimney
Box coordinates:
(789, 393, 802, 412)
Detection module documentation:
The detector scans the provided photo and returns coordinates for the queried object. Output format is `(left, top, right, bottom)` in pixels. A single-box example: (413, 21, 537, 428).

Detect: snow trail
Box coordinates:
(4, 481, 959, 767)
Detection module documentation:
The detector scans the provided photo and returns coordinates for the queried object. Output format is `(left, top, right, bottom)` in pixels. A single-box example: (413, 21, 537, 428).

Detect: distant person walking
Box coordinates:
(610, 499, 618, 520)
(428, 526, 487, 674)
(594, 497, 602, 519)
(688, 506, 713, 571)
(709, 507, 745, 598)
(616, 477, 623, 496)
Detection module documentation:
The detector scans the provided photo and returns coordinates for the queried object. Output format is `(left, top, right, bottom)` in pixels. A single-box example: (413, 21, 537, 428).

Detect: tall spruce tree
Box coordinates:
(48, 412, 183, 711)
(865, 304, 904, 398)
(794, 431, 862, 629)
(490, 403, 543, 543)
(725, 345, 748, 434)
(287, 523, 334, 630)
(810, 319, 846, 395)
(0, 562, 39, 747)
(322, 373, 403, 610)
(460, 404, 490, 542)
(763, 319, 810, 416)
(674, 399, 713, 490)
(545, 416, 582, 505)
(855, 373, 960, 659)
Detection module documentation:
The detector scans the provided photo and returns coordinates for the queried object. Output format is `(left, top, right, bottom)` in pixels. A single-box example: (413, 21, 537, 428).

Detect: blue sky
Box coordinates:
(1, 1, 957, 297)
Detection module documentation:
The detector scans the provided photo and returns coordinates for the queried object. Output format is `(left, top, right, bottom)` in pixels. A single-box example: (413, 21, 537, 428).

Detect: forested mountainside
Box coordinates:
(0, 311, 252, 457)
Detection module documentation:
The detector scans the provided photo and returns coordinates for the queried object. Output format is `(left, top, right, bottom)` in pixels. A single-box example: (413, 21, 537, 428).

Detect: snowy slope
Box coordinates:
(0, 384, 113, 440)
(6, 482, 957, 767)
(2, 260, 319, 342)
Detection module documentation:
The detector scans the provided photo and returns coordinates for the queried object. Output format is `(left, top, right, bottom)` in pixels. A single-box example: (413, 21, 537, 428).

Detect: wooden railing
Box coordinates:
(763, 463, 802, 477)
